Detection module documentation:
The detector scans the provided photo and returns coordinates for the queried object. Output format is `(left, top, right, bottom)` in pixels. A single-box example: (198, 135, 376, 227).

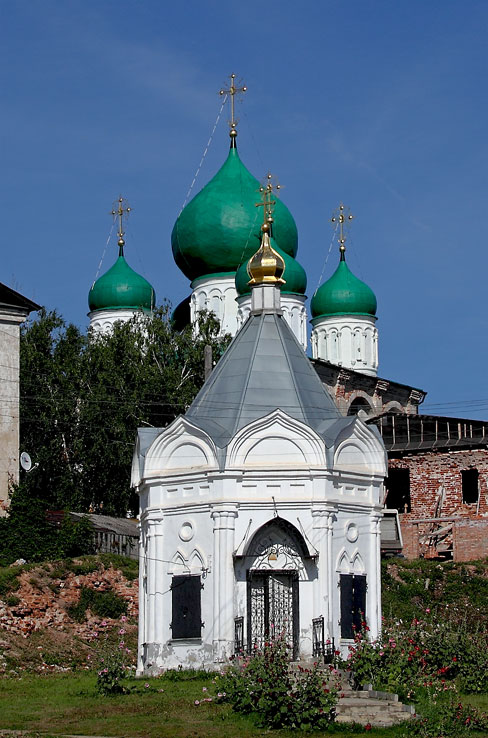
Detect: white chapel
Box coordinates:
(133, 209, 387, 673)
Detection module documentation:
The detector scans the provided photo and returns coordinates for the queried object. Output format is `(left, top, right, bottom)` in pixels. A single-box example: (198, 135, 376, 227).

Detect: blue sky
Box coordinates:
(2, 0, 488, 417)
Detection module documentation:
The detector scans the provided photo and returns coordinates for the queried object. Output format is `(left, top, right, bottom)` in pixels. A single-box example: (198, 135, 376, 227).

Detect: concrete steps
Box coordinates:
(335, 691, 416, 727)
(290, 662, 415, 727)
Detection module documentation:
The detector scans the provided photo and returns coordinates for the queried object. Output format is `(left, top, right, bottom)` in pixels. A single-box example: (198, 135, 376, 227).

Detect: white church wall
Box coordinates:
(311, 314, 378, 376)
(136, 413, 386, 673)
(237, 294, 308, 350)
(190, 276, 239, 337)
(88, 307, 147, 335)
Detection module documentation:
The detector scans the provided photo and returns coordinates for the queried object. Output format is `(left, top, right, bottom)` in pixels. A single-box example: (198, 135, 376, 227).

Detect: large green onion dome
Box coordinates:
(310, 254, 377, 319)
(171, 145, 298, 282)
(88, 244, 155, 313)
(235, 236, 307, 297)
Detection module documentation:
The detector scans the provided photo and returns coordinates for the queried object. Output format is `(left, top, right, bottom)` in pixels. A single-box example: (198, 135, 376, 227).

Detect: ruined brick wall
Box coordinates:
(391, 447, 488, 560)
(389, 448, 488, 520)
(312, 360, 424, 417)
(453, 520, 488, 561)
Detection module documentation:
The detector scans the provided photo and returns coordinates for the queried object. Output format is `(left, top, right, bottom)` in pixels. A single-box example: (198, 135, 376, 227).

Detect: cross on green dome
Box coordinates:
(310, 255, 377, 319)
(88, 254, 155, 312)
(171, 145, 298, 283)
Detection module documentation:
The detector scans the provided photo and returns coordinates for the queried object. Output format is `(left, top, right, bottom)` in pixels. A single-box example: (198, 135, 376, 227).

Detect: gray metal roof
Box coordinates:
(186, 311, 342, 448)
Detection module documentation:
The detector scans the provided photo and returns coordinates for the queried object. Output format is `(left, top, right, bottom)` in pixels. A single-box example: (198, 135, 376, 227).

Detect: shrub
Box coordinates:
(5, 594, 20, 607)
(0, 567, 21, 596)
(68, 586, 127, 622)
(402, 698, 488, 737)
(96, 648, 127, 695)
(214, 638, 338, 731)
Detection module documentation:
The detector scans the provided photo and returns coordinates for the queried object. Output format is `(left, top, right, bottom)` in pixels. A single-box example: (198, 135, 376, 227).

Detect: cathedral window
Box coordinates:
(385, 468, 411, 513)
(462, 469, 479, 505)
(170, 575, 202, 639)
(340, 574, 366, 639)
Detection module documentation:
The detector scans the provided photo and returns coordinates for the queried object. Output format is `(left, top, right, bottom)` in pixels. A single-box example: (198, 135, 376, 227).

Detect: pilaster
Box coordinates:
(211, 504, 238, 661)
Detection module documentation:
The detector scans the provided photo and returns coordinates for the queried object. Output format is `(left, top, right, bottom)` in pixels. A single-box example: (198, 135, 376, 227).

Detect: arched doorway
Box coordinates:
(240, 518, 310, 659)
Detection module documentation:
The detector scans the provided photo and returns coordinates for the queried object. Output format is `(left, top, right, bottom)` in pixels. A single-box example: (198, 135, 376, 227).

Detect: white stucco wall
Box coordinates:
(311, 314, 378, 376)
(135, 412, 386, 674)
(0, 308, 30, 514)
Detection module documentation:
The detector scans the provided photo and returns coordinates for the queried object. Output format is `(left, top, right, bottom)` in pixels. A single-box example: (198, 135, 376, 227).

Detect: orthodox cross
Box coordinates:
(255, 173, 281, 225)
(111, 196, 131, 249)
(219, 73, 247, 131)
(331, 203, 354, 258)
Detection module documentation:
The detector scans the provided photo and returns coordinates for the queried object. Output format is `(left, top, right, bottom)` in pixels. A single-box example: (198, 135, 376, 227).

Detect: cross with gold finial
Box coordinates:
(255, 173, 281, 227)
(219, 73, 247, 137)
(331, 203, 354, 259)
(111, 196, 131, 251)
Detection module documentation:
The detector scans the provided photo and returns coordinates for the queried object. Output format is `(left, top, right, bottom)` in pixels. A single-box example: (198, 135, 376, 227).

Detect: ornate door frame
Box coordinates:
(247, 569, 299, 659)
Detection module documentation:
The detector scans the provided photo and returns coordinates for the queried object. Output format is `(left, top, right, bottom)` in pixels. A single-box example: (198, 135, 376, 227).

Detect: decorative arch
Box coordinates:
(188, 547, 206, 574)
(144, 417, 218, 477)
(168, 549, 189, 575)
(237, 517, 314, 579)
(337, 548, 350, 573)
(352, 551, 365, 573)
(333, 418, 386, 476)
(226, 409, 326, 468)
(347, 396, 374, 418)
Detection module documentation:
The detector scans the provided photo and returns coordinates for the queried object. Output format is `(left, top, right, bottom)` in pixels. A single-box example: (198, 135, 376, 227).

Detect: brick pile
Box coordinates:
(0, 563, 139, 674)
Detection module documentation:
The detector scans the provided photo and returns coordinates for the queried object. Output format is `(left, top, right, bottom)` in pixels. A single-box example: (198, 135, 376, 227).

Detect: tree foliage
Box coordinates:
(17, 305, 229, 518)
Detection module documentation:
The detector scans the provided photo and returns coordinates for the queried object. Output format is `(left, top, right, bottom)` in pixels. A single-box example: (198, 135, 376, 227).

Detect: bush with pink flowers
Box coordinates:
(213, 638, 339, 731)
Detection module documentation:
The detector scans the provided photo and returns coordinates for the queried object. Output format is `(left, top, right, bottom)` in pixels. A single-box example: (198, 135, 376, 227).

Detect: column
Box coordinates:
(145, 514, 164, 657)
(368, 510, 382, 641)
(311, 504, 335, 639)
(136, 520, 146, 676)
(211, 504, 238, 662)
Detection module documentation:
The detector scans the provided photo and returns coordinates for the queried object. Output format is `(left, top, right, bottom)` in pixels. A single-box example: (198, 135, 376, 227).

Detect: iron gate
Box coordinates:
(247, 570, 299, 659)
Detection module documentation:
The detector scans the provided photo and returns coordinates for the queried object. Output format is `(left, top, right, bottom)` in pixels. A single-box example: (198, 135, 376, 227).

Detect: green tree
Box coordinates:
(17, 305, 229, 519)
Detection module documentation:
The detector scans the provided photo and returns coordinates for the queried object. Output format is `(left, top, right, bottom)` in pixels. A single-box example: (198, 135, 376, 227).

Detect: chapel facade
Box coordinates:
(133, 218, 387, 673)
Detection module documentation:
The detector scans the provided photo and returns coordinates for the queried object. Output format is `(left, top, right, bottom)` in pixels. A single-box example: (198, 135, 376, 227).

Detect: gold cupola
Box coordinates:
(247, 221, 286, 286)
(247, 175, 287, 287)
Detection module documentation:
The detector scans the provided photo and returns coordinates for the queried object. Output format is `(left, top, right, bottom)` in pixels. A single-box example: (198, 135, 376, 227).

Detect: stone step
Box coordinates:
(335, 694, 415, 727)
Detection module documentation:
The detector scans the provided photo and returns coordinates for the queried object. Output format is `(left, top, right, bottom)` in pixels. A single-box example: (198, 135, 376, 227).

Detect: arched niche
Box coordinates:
(333, 418, 386, 476)
(226, 409, 326, 468)
(144, 417, 218, 476)
(234, 517, 317, 582)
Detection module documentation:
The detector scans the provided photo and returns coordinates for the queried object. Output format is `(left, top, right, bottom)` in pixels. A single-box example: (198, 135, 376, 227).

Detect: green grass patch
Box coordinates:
(0, 565, 21, 596)
(0, 671, 424, 738)
(67, 586, 127, 622)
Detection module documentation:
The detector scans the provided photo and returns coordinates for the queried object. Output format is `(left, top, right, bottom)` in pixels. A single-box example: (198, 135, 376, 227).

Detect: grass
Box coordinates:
(0, 671, 421, 738)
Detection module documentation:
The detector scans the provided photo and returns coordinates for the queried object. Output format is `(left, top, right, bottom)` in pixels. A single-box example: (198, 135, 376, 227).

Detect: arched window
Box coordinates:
(347, 397, 373, 418)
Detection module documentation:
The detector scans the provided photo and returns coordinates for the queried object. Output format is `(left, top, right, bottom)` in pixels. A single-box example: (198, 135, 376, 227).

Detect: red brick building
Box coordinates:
(313, 359, 488, 561)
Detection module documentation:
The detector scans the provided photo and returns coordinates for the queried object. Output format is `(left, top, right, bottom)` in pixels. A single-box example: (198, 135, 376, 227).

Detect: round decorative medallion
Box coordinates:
(179, 521, 194, 542)
(346, 523, 359, 543)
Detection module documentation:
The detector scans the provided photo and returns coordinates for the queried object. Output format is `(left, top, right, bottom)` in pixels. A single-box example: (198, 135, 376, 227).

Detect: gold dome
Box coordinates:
(247, 223, 286, 286)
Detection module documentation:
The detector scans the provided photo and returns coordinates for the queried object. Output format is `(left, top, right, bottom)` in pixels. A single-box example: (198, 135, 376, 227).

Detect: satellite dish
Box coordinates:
(20, 452, 32, 472)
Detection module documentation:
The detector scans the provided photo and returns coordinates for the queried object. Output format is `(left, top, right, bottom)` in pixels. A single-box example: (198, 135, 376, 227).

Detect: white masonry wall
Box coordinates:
(237, 293, 308, 350)
(0, 308, 29, 514)
(311, 314, 378, 376)
(134, 412, 386, 674)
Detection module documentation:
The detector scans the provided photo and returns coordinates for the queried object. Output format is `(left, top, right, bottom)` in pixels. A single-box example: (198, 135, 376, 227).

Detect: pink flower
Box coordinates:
(202, 687, 207, 692)
(426, 608, 431, 613)
(121, 615, 127, 622)
(194, 700, 200, 706)
(144, 683, 149, 688)
(119, 628, 126, 635)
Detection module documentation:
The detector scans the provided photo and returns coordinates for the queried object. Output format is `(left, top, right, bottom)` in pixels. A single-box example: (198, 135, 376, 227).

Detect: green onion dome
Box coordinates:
(235, 236, 307, 297)
(88, 248, 155, 313)
(172, 146, 298, 282)
(310, 255, 377, 319)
